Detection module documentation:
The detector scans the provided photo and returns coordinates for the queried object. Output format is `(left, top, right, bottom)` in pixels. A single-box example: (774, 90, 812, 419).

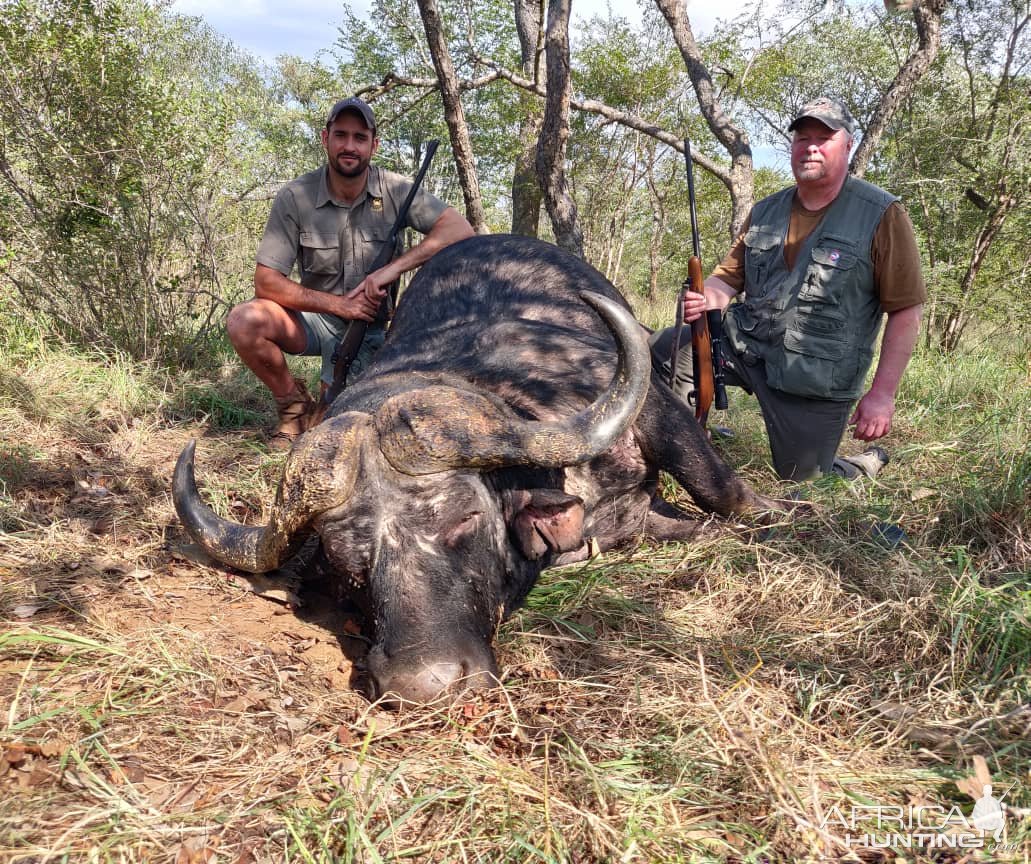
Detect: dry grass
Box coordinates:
(1, 333, 1028, 863)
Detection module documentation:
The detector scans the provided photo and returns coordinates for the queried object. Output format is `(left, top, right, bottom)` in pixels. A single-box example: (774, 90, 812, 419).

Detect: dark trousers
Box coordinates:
(649, 326, 852, 481)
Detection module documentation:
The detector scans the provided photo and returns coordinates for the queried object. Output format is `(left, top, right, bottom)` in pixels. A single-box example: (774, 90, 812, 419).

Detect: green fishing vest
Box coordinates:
(723, 176, 896, 401)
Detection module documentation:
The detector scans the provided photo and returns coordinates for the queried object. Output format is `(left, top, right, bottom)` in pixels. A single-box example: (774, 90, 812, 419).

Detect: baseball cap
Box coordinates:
(788, 96, 856, 136)
(326, 97, 376, 133)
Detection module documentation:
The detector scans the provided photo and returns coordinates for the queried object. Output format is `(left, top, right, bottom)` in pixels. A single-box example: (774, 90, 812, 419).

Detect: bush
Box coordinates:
(0, 0, 278, 367)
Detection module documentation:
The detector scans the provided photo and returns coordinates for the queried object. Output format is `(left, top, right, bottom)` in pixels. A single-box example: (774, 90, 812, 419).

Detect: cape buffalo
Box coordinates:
(174, 235, 776, 705)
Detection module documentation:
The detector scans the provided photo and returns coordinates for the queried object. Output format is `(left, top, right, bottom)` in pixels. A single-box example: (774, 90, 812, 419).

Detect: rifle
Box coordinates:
(312, 139, 440, 424)
(668, 137, 728, 428)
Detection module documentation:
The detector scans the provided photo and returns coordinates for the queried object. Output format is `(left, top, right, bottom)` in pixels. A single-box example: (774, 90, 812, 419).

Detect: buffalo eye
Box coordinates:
(443, 511, 483, 548)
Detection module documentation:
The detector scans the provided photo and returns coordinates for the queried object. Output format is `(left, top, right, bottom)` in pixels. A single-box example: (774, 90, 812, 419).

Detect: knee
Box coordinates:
(226, 299, 272, 347)
(648, 326, 675, 356)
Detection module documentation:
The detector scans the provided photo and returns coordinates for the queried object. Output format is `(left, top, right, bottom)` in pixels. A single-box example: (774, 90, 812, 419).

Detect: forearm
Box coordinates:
(703, 276, 739, 311)
(868, 304, 922, 398)
(254, 265, 347, 317)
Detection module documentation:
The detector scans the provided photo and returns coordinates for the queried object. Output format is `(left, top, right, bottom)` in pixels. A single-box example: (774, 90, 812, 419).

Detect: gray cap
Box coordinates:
(788, 96, 856, 136)
(327, 97, 376, 133)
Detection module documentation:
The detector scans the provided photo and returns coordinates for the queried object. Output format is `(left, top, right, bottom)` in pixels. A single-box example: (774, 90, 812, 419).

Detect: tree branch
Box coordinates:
(850, 0, 947, 177)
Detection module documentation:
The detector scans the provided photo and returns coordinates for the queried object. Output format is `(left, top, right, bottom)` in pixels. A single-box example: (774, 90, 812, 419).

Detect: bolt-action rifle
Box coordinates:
(668, 137, 728, 428)
(311, 139, 439, 425)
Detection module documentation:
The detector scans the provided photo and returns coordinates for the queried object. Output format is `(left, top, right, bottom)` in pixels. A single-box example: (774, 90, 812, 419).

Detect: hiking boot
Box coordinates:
(832, 446, 890, 480)
(268, 377, 313, 451)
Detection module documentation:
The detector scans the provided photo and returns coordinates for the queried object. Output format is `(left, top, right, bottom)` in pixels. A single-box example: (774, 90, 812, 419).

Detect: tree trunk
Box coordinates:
(415, 0, 488, 233)
(652, 0, 754, 239)
(939, 193, 1016, 352)
(511, 0, 544, 236)
(536, 0, 583, 257)
(851, 0, 947, 178)
(644, 148, 667, 302)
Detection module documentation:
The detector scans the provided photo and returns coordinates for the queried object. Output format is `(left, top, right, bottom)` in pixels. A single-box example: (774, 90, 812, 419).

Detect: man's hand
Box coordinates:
(849, 388, 894, 441)
(338, 282, 383, 322)
(850, 303, 922, 442)
(682, 291, 706, 323)
(354, 269, 393, 305)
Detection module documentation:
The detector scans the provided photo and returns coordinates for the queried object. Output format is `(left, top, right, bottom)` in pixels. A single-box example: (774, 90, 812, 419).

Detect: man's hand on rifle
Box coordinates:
(684, 276, 738, 323)
(354, 268, 395, 306)
(338, 283, 382, 322)
(681, 291, 706, 323)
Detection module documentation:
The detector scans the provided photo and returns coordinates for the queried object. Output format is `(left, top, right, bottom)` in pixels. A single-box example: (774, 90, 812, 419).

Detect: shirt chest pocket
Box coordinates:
(357, 224, 394, 273)
(300, 232, 339, 275)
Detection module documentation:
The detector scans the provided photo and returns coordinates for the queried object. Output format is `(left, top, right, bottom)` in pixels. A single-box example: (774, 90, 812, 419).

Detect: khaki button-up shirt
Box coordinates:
(256, 165, 449, 319)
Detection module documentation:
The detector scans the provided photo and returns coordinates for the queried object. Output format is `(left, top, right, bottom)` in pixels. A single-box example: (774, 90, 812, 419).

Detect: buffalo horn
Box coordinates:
(172, 414, 370, 573)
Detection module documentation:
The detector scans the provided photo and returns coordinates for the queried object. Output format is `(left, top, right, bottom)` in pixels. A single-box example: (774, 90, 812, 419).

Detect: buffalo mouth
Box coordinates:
(364, 640, 501, 707)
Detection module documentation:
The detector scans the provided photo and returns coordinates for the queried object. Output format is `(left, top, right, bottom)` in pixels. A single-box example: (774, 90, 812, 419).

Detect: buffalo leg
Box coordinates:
(634, 373, 776, 517)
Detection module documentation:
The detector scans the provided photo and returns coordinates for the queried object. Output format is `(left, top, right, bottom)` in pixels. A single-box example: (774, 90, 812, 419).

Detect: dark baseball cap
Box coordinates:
(788, 96, 856, 136)
(326, 97, 376, 133)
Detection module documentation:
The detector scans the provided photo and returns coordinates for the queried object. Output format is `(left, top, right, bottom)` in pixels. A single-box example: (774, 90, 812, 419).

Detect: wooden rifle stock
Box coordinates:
(687, 256, 715, 425)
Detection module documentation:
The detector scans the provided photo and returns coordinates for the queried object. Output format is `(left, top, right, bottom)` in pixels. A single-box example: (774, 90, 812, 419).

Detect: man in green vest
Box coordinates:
(652, 96, 926, 482)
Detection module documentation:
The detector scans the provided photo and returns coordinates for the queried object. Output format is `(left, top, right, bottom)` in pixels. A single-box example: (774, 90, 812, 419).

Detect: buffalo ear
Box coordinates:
(505, 489, 585, 561)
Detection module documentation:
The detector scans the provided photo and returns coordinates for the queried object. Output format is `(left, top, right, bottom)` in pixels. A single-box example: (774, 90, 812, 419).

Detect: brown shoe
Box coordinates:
(268, 378, 313, 451)
(832, 446, 890, 480)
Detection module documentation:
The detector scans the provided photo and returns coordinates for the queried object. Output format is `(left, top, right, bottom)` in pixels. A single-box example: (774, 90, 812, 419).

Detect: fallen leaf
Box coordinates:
(955, 754, 993, 800)
(332, 756, 361, 792)
(176, 837, 217, 864)
(232, 572, 301, 606)
(281, 716, 308, 734)
(87, 556, 132, 574)
(223, 690, 273, 713)
(874, 700, 918, 721)
(3, 745, 27, 766)
(336, 725, 354, 746)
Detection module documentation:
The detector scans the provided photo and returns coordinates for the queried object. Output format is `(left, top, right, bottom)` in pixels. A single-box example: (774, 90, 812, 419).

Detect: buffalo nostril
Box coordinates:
(376, 661, 499, 707)
(381, 662, 463, 706)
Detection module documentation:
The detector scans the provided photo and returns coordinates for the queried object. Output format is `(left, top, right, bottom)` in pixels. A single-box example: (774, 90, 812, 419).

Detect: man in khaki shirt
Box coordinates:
(228, 97, 474, 449)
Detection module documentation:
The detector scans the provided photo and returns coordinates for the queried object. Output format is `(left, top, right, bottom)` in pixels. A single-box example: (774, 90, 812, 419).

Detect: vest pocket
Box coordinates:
(769, 327, 858, 398)
(743, 229, 781, 296)
(793, 304, 846, 335)
(300, 232, 339, 274)
(800, 242, 857, 302)
(784, 328, 846, 360)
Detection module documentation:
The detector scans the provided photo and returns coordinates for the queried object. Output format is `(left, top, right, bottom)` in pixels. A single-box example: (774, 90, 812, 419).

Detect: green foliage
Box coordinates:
(874, 0, 1030, 351)
(0, 0, 1024, 366)
(328, 0, 522, 227)
(0, 0, 280, 366)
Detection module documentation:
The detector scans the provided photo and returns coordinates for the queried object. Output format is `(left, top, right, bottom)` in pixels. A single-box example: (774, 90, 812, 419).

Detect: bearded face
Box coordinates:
(321, 113, 378, 181)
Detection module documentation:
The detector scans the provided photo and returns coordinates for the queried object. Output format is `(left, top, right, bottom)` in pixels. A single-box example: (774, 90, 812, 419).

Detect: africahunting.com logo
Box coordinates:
(820, 784, 1014, 852)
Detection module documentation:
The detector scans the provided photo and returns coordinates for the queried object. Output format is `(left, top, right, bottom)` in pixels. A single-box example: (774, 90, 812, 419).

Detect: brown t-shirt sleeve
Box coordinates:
(872, 201, 927, 311)
(709, 213, 751, 293)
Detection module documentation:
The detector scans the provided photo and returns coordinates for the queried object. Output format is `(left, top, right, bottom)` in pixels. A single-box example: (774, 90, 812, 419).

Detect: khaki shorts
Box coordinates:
(289, 311, 386, 387)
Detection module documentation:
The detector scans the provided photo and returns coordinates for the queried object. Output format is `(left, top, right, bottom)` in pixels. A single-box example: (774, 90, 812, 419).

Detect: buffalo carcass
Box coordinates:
(174, 235, 777, 705)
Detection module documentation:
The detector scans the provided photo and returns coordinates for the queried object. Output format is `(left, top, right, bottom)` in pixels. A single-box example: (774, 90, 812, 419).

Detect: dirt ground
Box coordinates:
(2, 418, 378, 683)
